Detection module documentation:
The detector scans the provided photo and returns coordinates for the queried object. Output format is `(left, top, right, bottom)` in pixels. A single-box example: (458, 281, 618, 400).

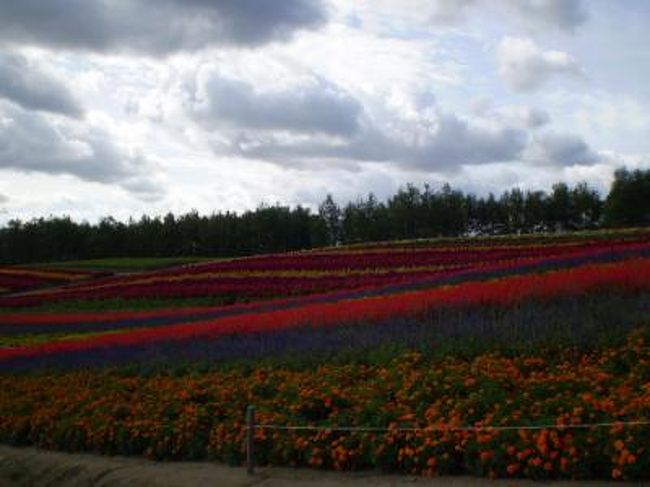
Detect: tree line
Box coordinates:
(1, 167, 648, 264)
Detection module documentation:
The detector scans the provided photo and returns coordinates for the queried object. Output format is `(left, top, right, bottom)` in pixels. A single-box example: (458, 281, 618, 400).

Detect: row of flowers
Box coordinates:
(3, 239, 644, 329)
(0, 266, 110, 294)
(2, 229, 648, 300)
(3, 238, 648, 308)
(1, 328, 648, 480)
(2, 257, 649, 368)
(0, 267, 469, 306)
(59, 237, 649, 281)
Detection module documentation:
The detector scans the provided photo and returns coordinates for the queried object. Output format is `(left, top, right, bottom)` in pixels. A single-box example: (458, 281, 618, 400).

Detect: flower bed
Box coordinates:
(1, 330, 648, 480)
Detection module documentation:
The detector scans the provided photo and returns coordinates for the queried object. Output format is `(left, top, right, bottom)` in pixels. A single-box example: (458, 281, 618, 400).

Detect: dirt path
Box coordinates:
(0, 445, 634, 487)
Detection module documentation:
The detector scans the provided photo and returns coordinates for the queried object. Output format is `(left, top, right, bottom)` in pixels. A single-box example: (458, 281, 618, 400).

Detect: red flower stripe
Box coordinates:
(29, 239, 643, 294)
(3, 239, 648, 307)
(2, 258, 648, 363)
(0, 266, 110, 294)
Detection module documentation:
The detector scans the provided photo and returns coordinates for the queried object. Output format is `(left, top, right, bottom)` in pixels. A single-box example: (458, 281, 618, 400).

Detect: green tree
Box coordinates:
(605, 168, 650, 227)
(318, 194, 342, 245)
(572, 182, 603, 229)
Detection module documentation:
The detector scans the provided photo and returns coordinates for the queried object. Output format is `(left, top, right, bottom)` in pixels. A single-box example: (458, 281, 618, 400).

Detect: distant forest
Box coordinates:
(1, 168, 649, 264)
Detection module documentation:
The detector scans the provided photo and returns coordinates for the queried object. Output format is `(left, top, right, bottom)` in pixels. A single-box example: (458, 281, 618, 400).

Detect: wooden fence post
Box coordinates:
(246, 405, 256, 475)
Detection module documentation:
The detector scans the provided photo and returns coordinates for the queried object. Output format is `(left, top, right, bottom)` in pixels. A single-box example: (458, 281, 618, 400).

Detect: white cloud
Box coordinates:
(573, 93, 650, 139)
(0, 102, 163, 200)
(450, 159, 612, 198)
(164, 43, 523, 173)
(169, 43, 590, 177)
(497, 36, 582, 91)
(471, 100, 550, 129)
(536, 90, 650, 155)
(0, 0, 646, 225)
(226, 106, 528, 172)
(282, 22, 465, 97)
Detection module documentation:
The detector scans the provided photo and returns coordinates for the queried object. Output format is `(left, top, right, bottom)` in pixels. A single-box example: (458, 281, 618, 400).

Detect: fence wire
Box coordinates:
(253, 420, 650, 433)
(244, 406, 650, 474)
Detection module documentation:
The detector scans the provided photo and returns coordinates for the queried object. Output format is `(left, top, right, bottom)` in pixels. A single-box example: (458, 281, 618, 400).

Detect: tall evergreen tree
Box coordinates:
(605, 168, 650, 227)
(318, 194, 342, 246)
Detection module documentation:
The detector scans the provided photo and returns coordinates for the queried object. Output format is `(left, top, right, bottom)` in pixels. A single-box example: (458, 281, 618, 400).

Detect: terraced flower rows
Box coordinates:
(1, 229, 650, 480)
(1, 256, 650, 371)
(2, 231, 649, 308)
(0, 266, 110, 295)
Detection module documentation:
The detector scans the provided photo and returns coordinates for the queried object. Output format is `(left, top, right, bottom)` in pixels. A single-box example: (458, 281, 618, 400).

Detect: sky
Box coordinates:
(0, 0, 648, 223)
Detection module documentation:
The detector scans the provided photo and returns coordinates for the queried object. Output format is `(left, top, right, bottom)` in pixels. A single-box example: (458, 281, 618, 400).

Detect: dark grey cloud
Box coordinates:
(193, 74, 363, 136)
(0, 0, 327, 55)
(0, 53, 83, 117)
(529, 132, 599, 166)
(430, 0, 587, 31)
(429, 0, 477, 24)
(523, 107, 551, 128)
(514, 0, 587, 31)
(0, 102, 162, 199)
(226, 111, 528, 171)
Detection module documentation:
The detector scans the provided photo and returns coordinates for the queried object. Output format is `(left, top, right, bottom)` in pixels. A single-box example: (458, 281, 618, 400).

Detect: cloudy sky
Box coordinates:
(0, 0, 649, 223)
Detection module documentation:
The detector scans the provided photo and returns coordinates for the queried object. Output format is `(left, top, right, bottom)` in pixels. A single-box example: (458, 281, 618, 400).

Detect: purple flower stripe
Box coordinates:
(2, 292, 648, 372)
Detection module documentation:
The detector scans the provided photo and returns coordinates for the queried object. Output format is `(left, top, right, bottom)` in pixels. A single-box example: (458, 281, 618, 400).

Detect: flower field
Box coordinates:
(1, 229, 650, 480)
(1, 229, 648, 308)
(1, 331, 649, 480)
(0, 266, 111, 295)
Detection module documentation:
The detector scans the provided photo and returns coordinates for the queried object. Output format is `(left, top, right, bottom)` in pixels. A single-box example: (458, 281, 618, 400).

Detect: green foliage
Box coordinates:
(318, 193, 342, 245)
(605, 168, 650, 227)
(0, 205, 324, 264)
(2, 168, 649, 265)
(37, 256, 217, 271)
(0, 296, 243, 313)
